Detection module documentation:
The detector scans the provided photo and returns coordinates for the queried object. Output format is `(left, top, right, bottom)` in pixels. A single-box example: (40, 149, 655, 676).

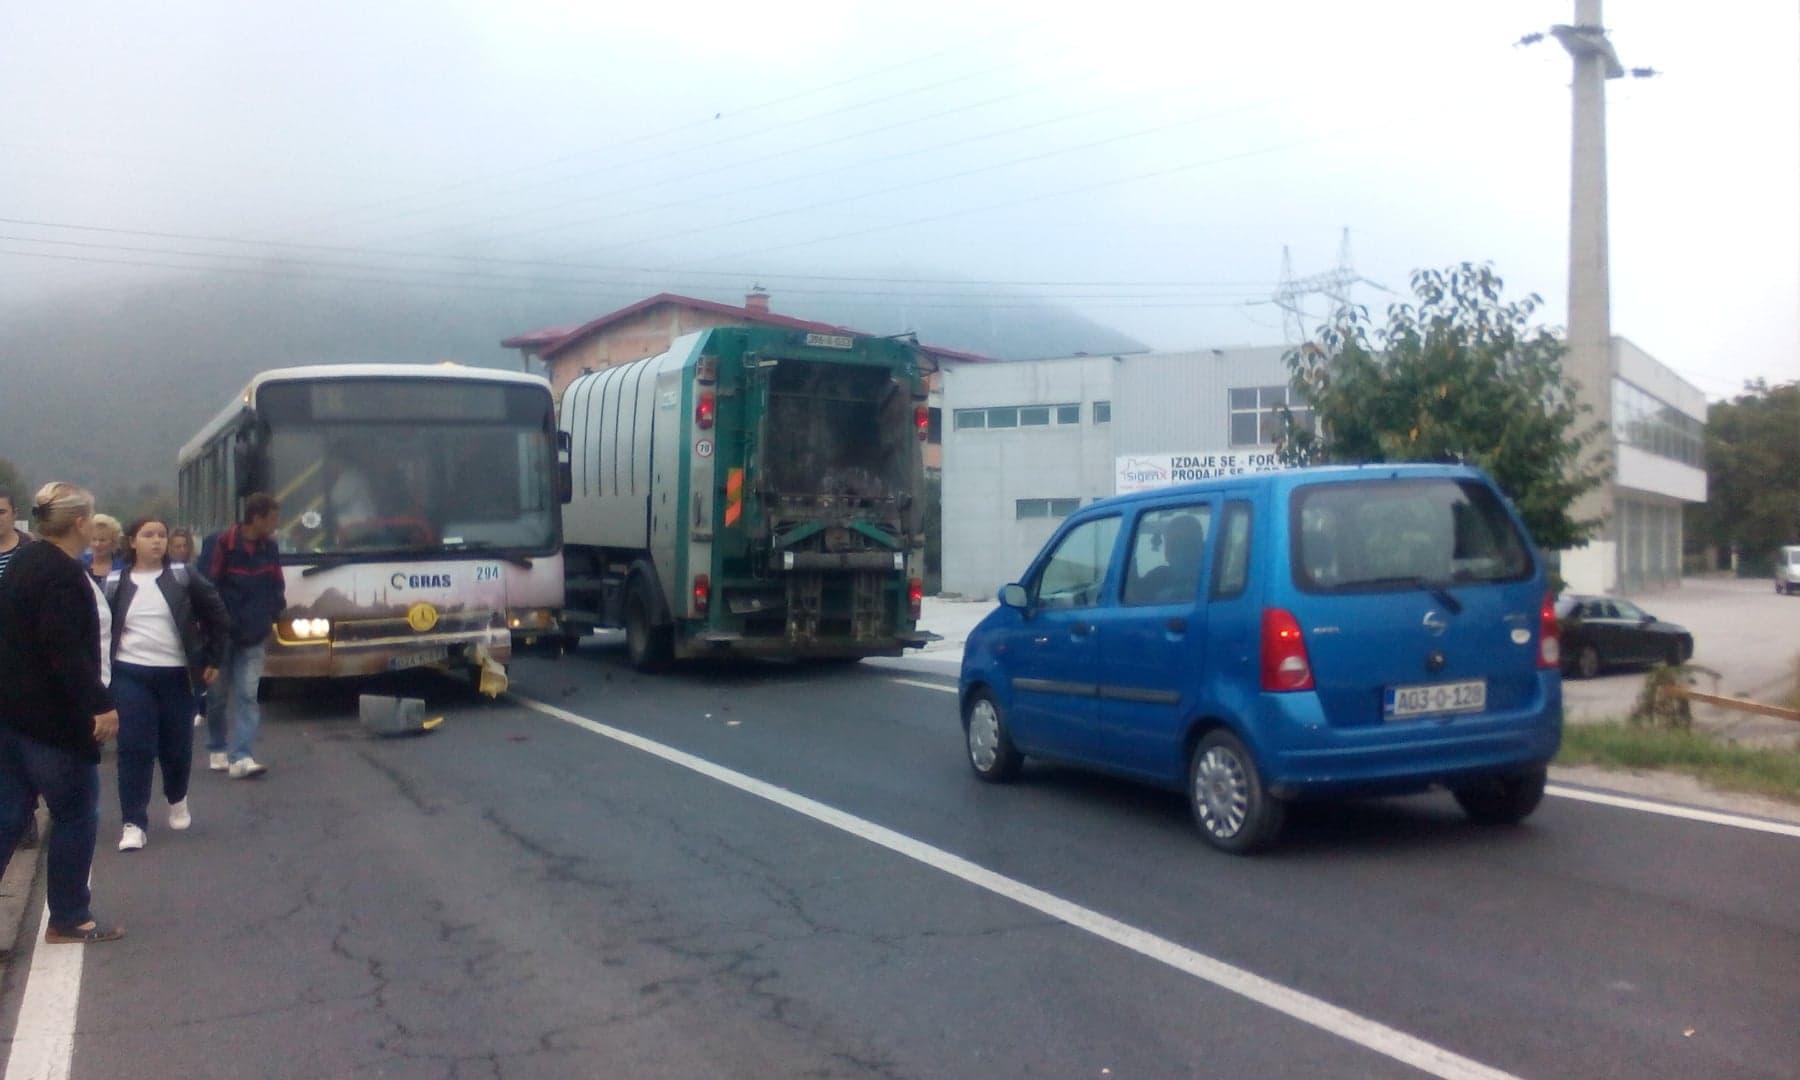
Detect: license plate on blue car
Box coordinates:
(1385, 679, 1486, 719)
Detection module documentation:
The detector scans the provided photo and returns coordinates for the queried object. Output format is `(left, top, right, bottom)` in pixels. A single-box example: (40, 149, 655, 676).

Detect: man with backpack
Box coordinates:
(200, 493, 284, 779)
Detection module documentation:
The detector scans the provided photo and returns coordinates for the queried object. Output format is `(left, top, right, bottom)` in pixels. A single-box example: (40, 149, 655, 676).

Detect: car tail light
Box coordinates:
(695, 391, 716, 430)
(1261, 608, 1314, 692)
(907, 578, 923, 620)
(693, 574, 711, 616)
(915, 404, 930, 442)
(1538, 591, 1560, 669)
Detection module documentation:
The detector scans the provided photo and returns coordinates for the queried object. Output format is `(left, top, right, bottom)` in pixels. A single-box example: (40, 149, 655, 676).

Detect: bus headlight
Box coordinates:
(507, 610, 554, 631)
(288, 617, 331, 640)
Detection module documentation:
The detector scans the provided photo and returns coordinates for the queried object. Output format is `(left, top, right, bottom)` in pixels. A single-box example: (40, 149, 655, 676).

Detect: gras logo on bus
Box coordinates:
(391, 572, 453, 590)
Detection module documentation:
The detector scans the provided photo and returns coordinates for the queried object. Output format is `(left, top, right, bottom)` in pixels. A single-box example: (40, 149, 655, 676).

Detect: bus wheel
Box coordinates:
(624, 591, 673, 673)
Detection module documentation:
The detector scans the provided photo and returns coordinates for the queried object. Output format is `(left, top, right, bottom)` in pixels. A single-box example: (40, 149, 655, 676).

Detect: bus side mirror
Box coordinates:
(556, 430, 573, 505)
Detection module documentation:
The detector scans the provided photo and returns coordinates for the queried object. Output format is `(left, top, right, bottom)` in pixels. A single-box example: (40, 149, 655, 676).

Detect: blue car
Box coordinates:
(959, 464, 1563, 853)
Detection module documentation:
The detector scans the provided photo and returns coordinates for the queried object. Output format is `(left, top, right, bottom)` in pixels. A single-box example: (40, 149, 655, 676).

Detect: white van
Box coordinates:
(1778, 545, 1800, 595)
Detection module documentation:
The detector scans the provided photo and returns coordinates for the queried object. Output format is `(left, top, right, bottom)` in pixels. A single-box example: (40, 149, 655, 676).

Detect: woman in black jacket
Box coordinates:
(0, 482, 123, 943)
(106, 516, 230, 851)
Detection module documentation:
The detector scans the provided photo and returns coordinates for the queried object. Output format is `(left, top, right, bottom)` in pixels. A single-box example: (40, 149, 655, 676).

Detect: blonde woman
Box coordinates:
(84, 513, 123, 582)
(0, 482, 124, 944)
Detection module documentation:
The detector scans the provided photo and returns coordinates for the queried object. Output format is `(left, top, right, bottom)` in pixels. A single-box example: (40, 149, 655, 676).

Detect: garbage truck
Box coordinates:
(557, 326, 935, 669)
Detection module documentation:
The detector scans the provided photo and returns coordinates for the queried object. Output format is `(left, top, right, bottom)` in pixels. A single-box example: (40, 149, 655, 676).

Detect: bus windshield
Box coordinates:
(257, 378, 556, 558)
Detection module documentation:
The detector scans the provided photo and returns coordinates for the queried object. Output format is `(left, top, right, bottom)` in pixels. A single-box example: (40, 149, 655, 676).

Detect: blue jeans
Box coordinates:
(113, 663, 195, 831)
(0, 729, 99, 930)
(206, 643, 266, 763)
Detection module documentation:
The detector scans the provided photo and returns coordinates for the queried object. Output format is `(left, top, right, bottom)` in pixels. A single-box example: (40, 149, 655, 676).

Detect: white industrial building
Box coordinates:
(940, 338, 1705, 599)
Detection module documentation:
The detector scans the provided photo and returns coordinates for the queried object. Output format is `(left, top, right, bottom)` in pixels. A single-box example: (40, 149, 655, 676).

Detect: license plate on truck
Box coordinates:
(1385, 679, 1486, 719)
(389, 646, 449, 672)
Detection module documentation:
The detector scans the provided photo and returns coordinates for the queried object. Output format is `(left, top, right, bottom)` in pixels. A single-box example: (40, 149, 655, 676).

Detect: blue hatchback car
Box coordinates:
(959, 464, 1563, 853)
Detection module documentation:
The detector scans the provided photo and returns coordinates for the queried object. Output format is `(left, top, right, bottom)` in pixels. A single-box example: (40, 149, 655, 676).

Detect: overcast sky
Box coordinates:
(2, 0, 1795, 398)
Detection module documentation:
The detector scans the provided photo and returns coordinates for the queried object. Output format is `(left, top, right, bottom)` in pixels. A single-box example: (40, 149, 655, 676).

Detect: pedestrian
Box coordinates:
(84, 513, 123, 582)
(200, 493, 283, 779)
(167, 526, 196, 569)
(0, 487, 43, 851)
(0, 487, 31, 579)
(167, 526, 207, 728)
(0, 482, 125, 944)
(106, 516, 229, 851)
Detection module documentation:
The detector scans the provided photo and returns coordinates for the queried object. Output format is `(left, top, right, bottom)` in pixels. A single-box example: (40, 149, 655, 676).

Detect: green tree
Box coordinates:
(1282, 262, 1606, 551)
(0, 457, 27, 502)
(1688, 379, 1800, 572)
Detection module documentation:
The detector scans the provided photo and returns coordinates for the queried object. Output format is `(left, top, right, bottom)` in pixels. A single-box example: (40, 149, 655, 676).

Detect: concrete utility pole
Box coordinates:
(1554, 0, 1624, 449)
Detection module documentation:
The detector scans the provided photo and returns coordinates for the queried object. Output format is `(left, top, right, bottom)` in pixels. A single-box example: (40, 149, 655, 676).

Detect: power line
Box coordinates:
(278, 22, 1036, 239)
(671, 133, 1336, 270)
(0, 216, 1274, 288)
(560, 99, 1282, 261)
(0, 246, 1269, 311)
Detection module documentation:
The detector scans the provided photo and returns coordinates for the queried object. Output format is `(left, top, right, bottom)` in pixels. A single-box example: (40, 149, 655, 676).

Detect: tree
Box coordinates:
(1688, 379, 1800, 572)
(1282, 263, 1606, 551)
(0, 457, 27, 502)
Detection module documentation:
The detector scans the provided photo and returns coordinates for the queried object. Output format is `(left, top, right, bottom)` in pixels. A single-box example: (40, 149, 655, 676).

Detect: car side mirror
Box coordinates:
(556, 430, 573, 505)
(998, 583, 1030, 611)
(1640, 613, 1655, 625)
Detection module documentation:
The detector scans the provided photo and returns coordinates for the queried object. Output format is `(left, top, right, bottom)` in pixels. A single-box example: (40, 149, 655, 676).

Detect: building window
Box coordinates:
(1612, 379, 1703, 468)
(927, 407, 942, 444)
(1229, 385, 1311, 447)
(955, 404, 1082, 431)
(1016, 498, 1083, 520)
(1093, 401, 1111, 424)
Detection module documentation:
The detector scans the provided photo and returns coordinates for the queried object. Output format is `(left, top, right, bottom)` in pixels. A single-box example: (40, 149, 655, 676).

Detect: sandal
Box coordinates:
(45, 921, 125, 945)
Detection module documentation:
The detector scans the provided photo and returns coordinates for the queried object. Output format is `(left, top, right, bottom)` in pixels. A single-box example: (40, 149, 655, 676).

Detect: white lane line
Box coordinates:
(889, 679, 1797, 839)
(888, 678, 956, 694)
(1545, 784, 1800, 839)
(5, 897, 84, 1080)
(514, 693, 1515, 1080)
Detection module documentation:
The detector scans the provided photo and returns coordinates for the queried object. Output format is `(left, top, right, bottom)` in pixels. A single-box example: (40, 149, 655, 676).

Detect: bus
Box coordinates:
(178, 364, 566, 689)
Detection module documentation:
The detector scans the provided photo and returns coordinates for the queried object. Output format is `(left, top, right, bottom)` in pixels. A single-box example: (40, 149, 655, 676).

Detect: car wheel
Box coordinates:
(1453, 766, 1547, 826)
(1575, 644, 1601, 680)
(624, 590, 672, 673)
(963, 690, 1022, 782)
(1188, 730, 1285, 854)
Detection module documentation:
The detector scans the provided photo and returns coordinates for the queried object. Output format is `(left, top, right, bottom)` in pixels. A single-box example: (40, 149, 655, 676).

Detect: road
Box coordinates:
(2, 641, 1796, 1079)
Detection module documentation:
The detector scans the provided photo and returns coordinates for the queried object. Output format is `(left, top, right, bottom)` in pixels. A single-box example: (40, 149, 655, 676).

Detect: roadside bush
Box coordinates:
(1629, 663, 1697, 731)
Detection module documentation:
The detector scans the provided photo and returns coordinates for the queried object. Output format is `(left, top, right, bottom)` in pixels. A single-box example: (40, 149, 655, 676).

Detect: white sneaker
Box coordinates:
(209, 752, 229, 772)
(228, 758, 268, 780)
(193, 712, 204, 728)
(168, 799, 191, 830)
(118, 824, 147, 852)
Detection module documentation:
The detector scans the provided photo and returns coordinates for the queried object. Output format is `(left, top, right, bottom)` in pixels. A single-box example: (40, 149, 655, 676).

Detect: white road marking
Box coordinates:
(5, 896, 85, 1080)
(515, 693, 1516, 1080)
(888, 678, 956, 694)
(1545, 784, 1800, 839)
(888, 679, 1798, 839)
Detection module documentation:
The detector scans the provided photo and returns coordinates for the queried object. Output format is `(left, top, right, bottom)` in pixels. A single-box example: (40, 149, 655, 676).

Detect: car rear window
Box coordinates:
(1291, 478, 1532, 592)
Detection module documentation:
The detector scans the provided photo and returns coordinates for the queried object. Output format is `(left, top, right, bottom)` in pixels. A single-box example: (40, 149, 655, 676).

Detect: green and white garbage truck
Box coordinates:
(557, 326, 935, 669)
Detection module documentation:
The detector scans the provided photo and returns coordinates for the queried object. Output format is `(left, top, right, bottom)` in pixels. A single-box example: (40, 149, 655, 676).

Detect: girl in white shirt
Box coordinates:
(107, 518, 230, 852)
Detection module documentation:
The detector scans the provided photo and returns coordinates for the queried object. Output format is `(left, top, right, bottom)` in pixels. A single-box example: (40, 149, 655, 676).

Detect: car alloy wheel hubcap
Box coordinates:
(968, 701, 1000, 771)
(1195, 747, 1249, 837)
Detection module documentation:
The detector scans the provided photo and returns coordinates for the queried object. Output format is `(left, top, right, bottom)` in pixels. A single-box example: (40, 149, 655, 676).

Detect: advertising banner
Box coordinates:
(1115, 450, 1294, 494)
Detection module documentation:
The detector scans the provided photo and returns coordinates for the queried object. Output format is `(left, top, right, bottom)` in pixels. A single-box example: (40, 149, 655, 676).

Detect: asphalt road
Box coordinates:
(2, 642, 1796, 1079)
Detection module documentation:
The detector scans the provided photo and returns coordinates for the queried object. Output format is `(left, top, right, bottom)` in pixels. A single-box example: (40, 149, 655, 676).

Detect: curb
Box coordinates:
(0, 810, 46, 961)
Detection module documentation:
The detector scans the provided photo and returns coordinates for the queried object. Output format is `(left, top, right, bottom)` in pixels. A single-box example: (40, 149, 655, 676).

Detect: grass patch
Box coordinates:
(1558, 723, 1800, 805)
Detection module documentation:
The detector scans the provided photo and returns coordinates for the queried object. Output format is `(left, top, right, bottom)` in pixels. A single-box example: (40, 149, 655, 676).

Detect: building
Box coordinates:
(1559, 336, 1707, 594)
(502, 290, 990, 475)
(941, 345, 1298, 597)
(940, 336, 1707, 599)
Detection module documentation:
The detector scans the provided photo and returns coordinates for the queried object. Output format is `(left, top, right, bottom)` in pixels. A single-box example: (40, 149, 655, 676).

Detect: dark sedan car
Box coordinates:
(1555, 595, 1694, 678)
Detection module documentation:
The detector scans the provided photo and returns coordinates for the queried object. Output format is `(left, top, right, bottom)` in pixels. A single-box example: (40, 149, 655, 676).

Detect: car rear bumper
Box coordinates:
(1256, 676, 1563, 798)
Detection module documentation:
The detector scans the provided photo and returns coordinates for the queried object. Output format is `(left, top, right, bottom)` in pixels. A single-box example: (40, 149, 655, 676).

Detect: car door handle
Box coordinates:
(1165, 617, 1188, 634)
(1031, 635, 1051, 646)
(1069, 622, 1094, 638)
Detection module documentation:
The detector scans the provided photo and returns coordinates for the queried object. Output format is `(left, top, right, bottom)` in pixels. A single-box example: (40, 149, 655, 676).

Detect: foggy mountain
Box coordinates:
(0, 271, 1141, 496)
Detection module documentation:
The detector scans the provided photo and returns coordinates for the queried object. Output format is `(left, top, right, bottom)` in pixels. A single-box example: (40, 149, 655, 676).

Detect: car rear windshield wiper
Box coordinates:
(1348, 576, 1464, 614)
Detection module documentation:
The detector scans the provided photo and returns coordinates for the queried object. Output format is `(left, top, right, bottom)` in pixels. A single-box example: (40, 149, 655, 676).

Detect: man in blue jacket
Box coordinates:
(200, 493, 284, 779)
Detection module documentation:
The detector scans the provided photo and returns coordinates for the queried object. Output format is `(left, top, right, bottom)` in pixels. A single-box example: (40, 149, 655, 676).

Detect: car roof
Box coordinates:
(1078, 463, 1492, 517)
